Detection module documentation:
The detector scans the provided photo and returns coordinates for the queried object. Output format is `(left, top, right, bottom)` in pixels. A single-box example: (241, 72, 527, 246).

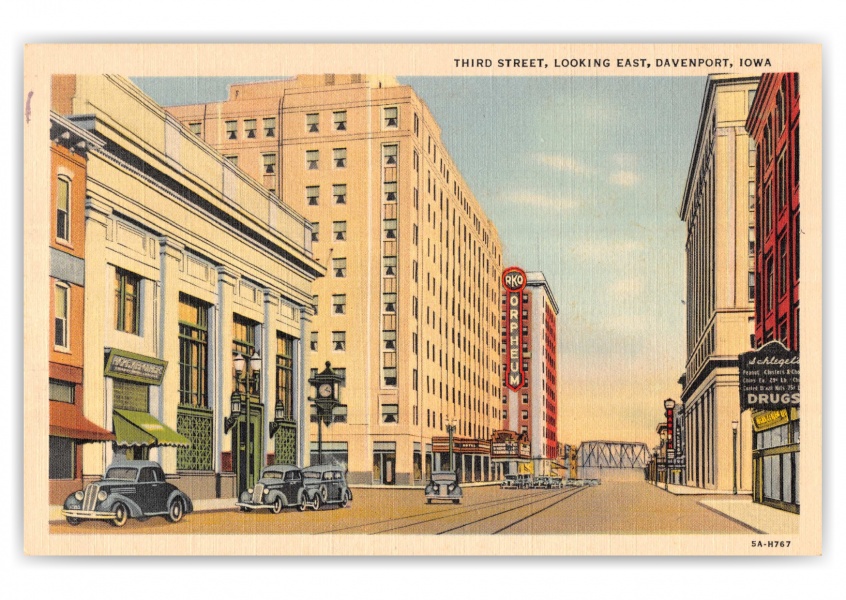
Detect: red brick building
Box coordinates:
(745, 73, 801, 513)
(48, 112, 114, 504)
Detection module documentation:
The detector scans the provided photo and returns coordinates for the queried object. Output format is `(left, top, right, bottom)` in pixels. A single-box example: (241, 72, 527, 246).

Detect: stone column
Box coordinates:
(81, 198, 111, 478)
(262, 289, 279, 464)
(215, 267, 238, 475)
(156, 237, 184, 472)
(298, 306, 311, 467)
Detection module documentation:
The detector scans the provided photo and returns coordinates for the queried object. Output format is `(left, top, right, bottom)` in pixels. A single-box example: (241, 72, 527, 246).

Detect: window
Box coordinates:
(748, 180, 756, 211)
(225, 120, 237, 140)
(333, 111, 347, 131)
(189, 122, 202, 136)
(232, 314, 260, 396)
(263, 153, 277, 174)
(777, 151, 787, 210)
(384, 256, 397, 276)
(381, 404, 399, 424)
(779, 237, 788, 297)
(224, 155, 238, 166)
(311, 222, 319, 242)
(263, 117, 276, 137)
(115, 269, 140, 335)
(764, 183, 773, 233)
(49, 436, 75, 480)
(384, 107, 398, 128)
(54, 283, 69, 349)
(522, 394, 529, 404)
(383, 144, 397, 166)
(749, 226, 756, 255)
(306, 186, 319, 206)
(748, 271, 755, 302)
(383, 292, 397, 313)
(332, 331, 346, 351)
(49, 379, 75, 404)
(333, 221, 347, 241)
(333, 184, 347, 204)
(56, 177, 70, 242)
(306, 113, 319, 133)
(748, 136, 756, 167)
(312, 295, 318, 316)
(502, 410, 508, 420)
(384, 182, 397, 202)
(332, 257, 347, 278)
(383, 329, 396, 350)
(332, 294, 347, 315)
(766, 258, 774, 311)
(178, 294, 209, 408)
(310, 331, 317, 351)
(306, 150, 319, 170)
(414, 112, 419, 135)
(384, 218, 397, 239)
(276, 333, 294, 420)
(244, 119, 256, 139)
(333, 147, 347, 168)
(383, 367, 397, 387)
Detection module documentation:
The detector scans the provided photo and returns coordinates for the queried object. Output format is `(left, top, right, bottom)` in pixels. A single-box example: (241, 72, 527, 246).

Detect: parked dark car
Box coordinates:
(425, 471, 462, 504)
(302, 465, 352, 510)
(236, 464, 310, 513)
(62, 460, 193, 527)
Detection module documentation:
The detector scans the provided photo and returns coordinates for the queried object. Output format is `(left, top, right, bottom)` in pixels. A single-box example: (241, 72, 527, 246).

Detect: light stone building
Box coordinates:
(167, 75, 505, 485)
(679, 74, 759, 493)
(52, 75, 323, 500)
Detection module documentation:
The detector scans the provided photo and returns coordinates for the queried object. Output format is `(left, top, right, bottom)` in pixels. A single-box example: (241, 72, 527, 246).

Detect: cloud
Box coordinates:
(610, 170, 641, 187)
(501, 191, 580, 212)
(534, 153, 591, 174)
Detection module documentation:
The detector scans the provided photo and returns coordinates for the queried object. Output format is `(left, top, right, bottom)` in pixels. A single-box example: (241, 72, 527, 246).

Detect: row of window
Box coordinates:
(191, 117, 277, 140)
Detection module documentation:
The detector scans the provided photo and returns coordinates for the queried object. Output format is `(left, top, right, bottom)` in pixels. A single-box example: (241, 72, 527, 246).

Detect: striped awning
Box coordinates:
(113, 409, 190, 448)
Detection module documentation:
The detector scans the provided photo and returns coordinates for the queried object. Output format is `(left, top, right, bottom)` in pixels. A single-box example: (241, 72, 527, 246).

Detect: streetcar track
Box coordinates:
(321, 489, 555, 534)
(435, 488, 582, 535)
(370, 489, 573, 535)
(491, 486, 589, 534)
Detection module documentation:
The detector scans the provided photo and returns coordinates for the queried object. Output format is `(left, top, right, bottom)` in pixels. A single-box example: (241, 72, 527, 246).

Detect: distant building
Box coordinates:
(679, 74, 759, 493)
(745, 72, 800, 513)
(167, 75, 505, 485)
(500, 268, 559, 475)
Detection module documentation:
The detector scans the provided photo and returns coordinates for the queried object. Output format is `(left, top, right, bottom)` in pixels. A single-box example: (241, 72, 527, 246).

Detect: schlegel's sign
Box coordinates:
(739, 341, 800, 411)
(502, 266, 527, 391)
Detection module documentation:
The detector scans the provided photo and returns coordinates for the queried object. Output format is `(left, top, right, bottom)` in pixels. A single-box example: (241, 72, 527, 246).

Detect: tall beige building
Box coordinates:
(168, 75, 504, 484)
(679, 74, 759, 492)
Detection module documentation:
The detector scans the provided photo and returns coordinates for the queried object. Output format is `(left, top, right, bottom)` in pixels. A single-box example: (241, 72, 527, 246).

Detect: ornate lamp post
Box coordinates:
(445, 418, 457, 473)
(308, 362, 343, 466)
(223, 351, 261, 492)
(732, 420, 739, 495)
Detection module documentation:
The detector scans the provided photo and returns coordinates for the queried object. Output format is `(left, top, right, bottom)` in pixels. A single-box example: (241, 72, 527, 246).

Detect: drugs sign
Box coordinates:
(739, 340, 800, 411)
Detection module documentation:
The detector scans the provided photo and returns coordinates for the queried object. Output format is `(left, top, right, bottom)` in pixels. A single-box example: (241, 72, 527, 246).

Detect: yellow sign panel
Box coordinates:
(518, 462, 534, 474)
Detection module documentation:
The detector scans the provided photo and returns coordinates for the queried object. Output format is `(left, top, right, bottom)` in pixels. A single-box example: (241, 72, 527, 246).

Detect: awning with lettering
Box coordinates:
(113, 409, 190, 448)
(50, 402, 115, 442)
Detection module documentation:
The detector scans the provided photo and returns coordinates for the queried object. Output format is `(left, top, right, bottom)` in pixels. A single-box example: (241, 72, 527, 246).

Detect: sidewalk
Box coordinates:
(650, 481, 799, 534)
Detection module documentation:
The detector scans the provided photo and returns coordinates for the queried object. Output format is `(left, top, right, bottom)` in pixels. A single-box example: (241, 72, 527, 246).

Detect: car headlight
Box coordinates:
(97, 490, 108, 502)
(248, 488, 254, 495)
(74, 491, 84, 501)
(263, 488, 269, 495)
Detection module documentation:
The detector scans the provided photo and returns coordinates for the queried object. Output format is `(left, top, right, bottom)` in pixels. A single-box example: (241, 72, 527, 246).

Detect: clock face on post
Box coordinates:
(318, 384, 333, 398)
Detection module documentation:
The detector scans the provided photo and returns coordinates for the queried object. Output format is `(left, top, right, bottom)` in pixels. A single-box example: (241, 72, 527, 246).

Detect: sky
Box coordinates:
(133, 75, 707, 448)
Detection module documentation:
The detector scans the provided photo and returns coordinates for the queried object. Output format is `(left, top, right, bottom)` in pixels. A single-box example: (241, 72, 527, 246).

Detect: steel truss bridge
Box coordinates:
(576, 441, 651, 469)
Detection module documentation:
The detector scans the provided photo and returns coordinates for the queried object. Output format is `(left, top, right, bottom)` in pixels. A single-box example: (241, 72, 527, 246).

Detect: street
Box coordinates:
(50, 480, 754, 535)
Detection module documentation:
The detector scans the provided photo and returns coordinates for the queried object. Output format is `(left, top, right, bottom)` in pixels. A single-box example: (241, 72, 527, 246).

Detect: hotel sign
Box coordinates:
(739, 341, 800, 411)
(503, 266, 527, 391)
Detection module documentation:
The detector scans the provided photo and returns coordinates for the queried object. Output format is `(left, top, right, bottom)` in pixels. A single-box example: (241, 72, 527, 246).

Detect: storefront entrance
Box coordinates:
(373, 442, 396, 485)
(234, 406, 263, 494)
(752, 409, 799, 514)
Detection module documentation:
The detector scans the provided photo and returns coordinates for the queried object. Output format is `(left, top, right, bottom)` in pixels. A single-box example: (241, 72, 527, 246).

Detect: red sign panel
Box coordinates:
(666, 408, 674, 450)
(502, 266, 527, 392)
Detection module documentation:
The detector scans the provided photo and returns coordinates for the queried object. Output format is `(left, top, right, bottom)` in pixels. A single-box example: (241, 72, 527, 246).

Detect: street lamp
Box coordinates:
(732, 420, 739, 495)
(445, 418, 457, 473)
(223, 350, 261, 493)
(661, 430, 669, 491)
(308, 362, 344, 466)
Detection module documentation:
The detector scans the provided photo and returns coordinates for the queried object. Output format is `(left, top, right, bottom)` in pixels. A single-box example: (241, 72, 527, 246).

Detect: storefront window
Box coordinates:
(276, 332, 294, 419)
(49, 436, 75, 479)
(179, 294, 209, 408)
(233, 314, 260, 398)
(309, 442, 348, 469)
(115, 269, 141, 334)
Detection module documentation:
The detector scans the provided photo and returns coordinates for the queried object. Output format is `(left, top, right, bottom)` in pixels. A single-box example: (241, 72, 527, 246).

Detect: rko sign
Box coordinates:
(502, 266, 527, 391)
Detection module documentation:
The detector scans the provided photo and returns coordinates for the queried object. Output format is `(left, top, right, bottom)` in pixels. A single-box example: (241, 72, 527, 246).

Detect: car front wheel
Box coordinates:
(271, 496, 283, 514)
(111, 502, 129, 527)
(312, 495, 322, 511)
(298, 493, 309, 512)
(167, 498, 184, 523)
(65, 517, 81, 526)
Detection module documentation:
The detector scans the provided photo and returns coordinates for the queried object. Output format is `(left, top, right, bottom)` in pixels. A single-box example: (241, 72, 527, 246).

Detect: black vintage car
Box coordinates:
(302, 465, 352, 510)
(62, 460, 193, 527)
(236, 464, 310, 513)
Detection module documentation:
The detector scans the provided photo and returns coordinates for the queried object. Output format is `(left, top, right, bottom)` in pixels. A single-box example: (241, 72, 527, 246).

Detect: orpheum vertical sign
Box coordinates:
(503, 266, 527, 392)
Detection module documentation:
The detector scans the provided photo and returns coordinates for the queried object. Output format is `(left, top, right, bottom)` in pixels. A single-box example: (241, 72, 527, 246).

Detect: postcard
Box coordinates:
(22, 43, 821, 556)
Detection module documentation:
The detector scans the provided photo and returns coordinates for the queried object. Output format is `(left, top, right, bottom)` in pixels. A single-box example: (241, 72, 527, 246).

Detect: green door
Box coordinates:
(235, 406, 263, 494)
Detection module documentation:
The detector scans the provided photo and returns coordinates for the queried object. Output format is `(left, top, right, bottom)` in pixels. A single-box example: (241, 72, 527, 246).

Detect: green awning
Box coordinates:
(113, 409, 191, 448)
